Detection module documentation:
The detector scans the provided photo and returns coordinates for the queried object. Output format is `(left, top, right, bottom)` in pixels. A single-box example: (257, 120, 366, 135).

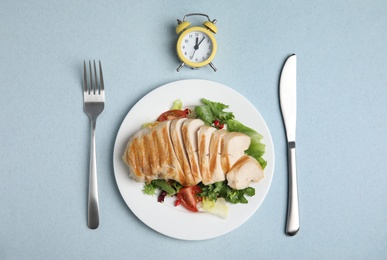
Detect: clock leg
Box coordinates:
(209, 62, 217, 72)
(176, 63, 185, 72)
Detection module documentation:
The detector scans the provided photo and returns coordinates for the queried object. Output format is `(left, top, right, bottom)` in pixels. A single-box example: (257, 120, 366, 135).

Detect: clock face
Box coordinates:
(179, 30, 214, 63)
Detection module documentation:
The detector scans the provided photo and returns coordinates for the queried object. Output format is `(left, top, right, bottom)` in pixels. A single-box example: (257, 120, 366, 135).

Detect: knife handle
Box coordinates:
(286, 141, 300, 236)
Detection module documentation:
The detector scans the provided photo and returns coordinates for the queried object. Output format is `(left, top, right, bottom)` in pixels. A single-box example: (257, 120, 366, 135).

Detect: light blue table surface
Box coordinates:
(1, 1, 386, 259)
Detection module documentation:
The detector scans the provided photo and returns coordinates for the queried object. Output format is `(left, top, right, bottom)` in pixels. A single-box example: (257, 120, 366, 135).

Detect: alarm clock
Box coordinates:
(175, 13, 218, 72)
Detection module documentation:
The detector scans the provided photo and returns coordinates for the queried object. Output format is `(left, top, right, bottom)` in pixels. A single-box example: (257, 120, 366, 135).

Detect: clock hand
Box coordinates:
(190, 49, 196, 60)
(191, 37, 199, 59)
(197, 36, 206, 48)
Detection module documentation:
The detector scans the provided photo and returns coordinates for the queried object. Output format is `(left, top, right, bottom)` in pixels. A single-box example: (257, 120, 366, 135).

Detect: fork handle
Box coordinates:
(88, 118, 100, 229)
(286, 142, 299, 236)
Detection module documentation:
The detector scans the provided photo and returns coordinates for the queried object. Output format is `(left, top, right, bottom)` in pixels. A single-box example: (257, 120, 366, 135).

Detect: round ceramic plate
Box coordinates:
(113, 79, 274, 240)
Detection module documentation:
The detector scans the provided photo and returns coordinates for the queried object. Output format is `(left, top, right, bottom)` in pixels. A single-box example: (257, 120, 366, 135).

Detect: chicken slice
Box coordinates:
(122, 127, 149, 182)
(142, 125, 161, 181)
(197, 125, 217, 185)
(152, 121, 185, 184)
(209, 129, 228, 183)
(221, 132, 251, 173)
(170, 118, 193, 185)
(181, 119, 205, 185)
(226, 155, 264, 190)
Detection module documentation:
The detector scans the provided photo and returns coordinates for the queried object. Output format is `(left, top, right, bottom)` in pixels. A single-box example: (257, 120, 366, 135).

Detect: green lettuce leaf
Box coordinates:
(171, 99, 183, 110)
(143, 180, 182, 196)
(194, 98, 234, 125)
(199, 181, 255, 204)
(143, 182, 157, 196)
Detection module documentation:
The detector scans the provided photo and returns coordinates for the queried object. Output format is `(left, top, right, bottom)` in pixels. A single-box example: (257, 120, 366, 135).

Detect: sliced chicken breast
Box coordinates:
(152, 121, 185, 184)
(170, 118, 194, 185)
(122, 128, 149, 182)
(197, 125, 217, 185)
(209, 129, 228, 183)
(181, 119, 205, 185)
(221, 132, 251, 173)
(142, 125, 161, 180)
(226, 155, 264, 190)
(123, 117, 265, 191)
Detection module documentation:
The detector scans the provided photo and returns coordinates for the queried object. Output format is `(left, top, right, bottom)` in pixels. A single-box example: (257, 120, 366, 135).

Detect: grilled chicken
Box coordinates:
(143, 126, 160, 180)
(208, 129, 228, 183)
(181, 119, 205, 184)
(198, 125, 217, 185)
(170, 118, 193, 185)
(152, 120, 185, 183)
(122, 127, 148, 182)
(122, 118, 264, 189)
(226, 155, 264, 189)
(221, 132, 251, 173)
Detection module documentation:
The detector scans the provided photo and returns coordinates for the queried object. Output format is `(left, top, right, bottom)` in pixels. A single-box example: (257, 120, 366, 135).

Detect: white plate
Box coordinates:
(113, 79, 274, 240)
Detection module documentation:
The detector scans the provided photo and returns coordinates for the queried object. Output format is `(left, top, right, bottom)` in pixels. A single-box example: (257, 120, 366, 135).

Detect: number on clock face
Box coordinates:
(180, 31, 213, 62)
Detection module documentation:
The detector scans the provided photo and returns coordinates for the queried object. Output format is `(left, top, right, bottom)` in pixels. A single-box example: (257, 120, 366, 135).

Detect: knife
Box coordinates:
(280, 54, 300, 236)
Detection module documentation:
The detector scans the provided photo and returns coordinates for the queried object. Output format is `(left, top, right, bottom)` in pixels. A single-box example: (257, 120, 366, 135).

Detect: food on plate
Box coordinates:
(197, 198, 229, 219)
(182, 119, 204, 184)
(226, 155, 264, 190)
(122, 117, 263, 189)
(122, 98, 266, 217)
(197, 125, 216, 185)
(157, 109, 191, 122)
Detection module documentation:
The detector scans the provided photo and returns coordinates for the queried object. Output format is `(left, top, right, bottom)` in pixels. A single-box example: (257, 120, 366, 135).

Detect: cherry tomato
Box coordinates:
(157, 109, 191, 122)
(176, 186, 202, 212)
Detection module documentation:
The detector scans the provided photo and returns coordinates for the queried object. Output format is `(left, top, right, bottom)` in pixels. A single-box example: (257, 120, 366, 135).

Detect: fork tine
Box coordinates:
(99, 61, 104, 94)
(93, 60, 98, 94)
(83, 61, 88, 94)
(89, 60, 94, 94)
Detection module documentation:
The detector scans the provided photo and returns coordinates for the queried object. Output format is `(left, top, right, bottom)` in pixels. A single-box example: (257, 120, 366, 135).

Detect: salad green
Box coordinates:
(143, 179, 255, 204)
(171, 98, 183, 110)
(199, 181, 255, 204)
(143, 179, 182, 196)
(199, 197, 229, 219)
(194, 98, 235, 126)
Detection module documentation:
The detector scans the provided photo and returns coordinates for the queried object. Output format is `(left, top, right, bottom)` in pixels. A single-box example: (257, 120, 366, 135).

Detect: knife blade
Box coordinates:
(280, 54, 300, 236)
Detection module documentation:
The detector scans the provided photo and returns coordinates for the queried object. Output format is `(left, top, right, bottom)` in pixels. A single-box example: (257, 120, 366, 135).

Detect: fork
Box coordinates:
(83, 60, 105, 229)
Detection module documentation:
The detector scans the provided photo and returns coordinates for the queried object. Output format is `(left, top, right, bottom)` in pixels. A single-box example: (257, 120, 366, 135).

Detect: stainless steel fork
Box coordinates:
(83, 60, 105, 229)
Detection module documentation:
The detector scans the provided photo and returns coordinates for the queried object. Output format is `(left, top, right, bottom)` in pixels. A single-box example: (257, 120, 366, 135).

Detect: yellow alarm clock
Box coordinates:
(176, 13, 218, 72)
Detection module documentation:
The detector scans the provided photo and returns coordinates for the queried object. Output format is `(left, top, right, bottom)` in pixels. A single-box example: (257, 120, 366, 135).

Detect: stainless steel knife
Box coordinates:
(280, 54, 300, 236)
